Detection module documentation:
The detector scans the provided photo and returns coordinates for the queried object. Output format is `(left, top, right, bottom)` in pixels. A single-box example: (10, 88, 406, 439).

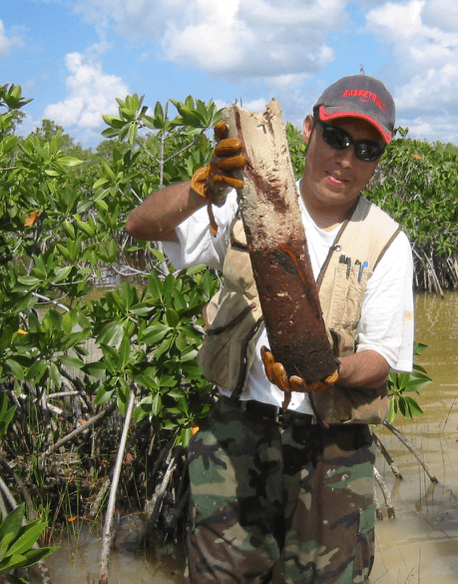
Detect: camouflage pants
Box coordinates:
(185, 396, 376, 584)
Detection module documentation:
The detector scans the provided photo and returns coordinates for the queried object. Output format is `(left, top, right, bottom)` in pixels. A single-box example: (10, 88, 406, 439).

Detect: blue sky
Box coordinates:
(2, 0, 458, 148)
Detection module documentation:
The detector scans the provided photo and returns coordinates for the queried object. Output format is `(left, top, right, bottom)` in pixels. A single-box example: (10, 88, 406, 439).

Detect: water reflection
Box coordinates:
(34, 293, 458, 584)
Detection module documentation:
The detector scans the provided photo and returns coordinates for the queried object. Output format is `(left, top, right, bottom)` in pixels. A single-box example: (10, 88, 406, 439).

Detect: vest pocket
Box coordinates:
(326, 262, 366, 344)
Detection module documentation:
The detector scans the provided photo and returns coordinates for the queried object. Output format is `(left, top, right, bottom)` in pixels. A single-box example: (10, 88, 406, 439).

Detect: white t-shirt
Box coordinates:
(164, 188, 414, 413)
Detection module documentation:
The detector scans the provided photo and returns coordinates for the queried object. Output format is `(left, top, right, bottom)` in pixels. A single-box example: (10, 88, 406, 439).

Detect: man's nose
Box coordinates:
(335, 146, 356, 167)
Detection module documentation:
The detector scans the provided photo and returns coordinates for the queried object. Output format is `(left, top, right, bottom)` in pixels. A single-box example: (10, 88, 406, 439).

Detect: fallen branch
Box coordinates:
(42, 402, 117, 457)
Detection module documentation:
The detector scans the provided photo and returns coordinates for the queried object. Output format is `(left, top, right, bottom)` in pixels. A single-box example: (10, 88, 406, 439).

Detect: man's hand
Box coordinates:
(261, 346, 339, 410)
(190, 121, 246, 207)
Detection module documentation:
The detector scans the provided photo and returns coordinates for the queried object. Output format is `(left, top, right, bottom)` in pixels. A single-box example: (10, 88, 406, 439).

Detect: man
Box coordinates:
(126, 75, 414, 584)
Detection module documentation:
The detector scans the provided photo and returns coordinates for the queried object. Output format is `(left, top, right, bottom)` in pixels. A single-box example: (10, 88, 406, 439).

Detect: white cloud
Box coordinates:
(364, 0, 458, 115)
(160, 0, 342, 78)
(0, 19, 24, 57)
(43, 52, 129, 143)
(396, 64, 458, 110)
(58, 0, 458, 145)
(215, 96, 268, 112)
(421, 0, 458, 32)
(73, 0, 345, 81)
(73, 0, 176, 40)
(398, 114, 458, 145)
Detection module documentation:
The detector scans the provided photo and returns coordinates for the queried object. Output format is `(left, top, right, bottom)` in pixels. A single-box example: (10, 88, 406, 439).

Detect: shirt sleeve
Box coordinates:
(162, 191, 239, 271)
(355, 230, 414, 372)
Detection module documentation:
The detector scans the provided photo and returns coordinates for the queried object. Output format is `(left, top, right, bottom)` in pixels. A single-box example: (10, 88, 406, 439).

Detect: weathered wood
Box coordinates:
(223, 99, 336, 383)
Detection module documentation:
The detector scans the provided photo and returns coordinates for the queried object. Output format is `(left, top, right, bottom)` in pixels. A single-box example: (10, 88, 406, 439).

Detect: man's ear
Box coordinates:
(303, 114, 314, 145)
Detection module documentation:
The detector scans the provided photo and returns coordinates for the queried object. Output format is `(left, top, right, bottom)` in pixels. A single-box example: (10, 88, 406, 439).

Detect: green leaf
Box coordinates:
(398, 395, 423, 419)
(140, 324, 171, 345)
(166, 308, 179, 328)
(155, 335, 173, 358)
(98, 321, 125, 347)
(147, 271, 163, 299)
(45, 309, 63, 331)
(0, 325, 13, 353)
(180, 427, 193, 449)
(5, 359, 24, 381)
(16, 276, 41, 288)
(26, 360, 48, 384)
(74, 215, 95, 237)
(7, 521, 47, 557)
(152, 393, 162, 416)
(11, 545, 59, 570)
(387, 397, 397, 424)
(402, 371, 432, 393)
(53, 266, 73, 283)
(117, 336, 131, 369)
(56, 243, 73, 263)
(0, 533, 14, 562)
(180, 347, 199, 362)
(414, 342, 429, 357)
(58, 156, 84, 167)
(102, 114, 125, 128)
(127, 122, 138, 146)
(0, 553, 28, 571)
(83, 362, 107, 378)
(0, 503, 25, 542)
(95, 385, 115, 405)
(57, 355, 85, 370)
(49, 362, 61, 388)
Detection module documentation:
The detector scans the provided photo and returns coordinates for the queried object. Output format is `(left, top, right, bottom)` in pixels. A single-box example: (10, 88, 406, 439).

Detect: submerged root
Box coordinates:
(373, 466, 396, 519)
(373, 420, 439, 520)
(382, 421, 438, 484)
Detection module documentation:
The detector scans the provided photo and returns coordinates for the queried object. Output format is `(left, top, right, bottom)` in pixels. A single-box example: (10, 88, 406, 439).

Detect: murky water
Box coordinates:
(371, 292, 458, 583)
(39, 528, 185, 584)
(37, 292, 458, 584)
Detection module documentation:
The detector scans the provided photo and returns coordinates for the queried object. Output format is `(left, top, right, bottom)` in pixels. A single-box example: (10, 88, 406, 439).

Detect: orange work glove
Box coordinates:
(190, 121, 246, 234)
(261, 346, 339, 410)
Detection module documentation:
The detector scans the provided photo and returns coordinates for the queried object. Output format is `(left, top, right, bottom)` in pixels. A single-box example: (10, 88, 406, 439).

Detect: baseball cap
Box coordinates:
(314, 75, 396, 144)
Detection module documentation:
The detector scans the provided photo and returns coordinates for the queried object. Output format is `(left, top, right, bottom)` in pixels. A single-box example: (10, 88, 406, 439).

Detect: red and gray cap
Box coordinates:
(314, 74, 396, 144)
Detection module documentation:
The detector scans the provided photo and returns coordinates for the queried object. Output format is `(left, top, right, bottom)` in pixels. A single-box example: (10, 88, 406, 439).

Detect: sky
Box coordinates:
(2, 0, 458, 149)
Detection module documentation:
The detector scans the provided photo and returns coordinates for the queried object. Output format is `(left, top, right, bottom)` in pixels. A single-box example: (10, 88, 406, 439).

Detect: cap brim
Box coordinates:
(318, 106, 392, 144)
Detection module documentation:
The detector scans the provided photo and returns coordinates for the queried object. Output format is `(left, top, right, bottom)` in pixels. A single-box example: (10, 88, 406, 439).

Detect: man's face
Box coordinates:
(301, 115, 384, 216)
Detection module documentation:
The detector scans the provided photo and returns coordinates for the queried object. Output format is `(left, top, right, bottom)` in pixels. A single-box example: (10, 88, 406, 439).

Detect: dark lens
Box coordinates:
(355, 142, 384, 162)
(320, 121, 384, 162)
(322, 125, 350, 150)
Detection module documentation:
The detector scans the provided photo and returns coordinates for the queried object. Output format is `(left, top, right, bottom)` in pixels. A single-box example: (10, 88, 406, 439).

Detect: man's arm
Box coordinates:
(126, 123, 246, 243)
(125, 181, 206, 242)
(337, 350, 390, 389)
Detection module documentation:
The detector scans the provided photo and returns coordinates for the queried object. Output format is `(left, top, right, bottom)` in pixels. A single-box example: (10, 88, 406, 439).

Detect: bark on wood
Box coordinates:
(223, 100, 336, 383)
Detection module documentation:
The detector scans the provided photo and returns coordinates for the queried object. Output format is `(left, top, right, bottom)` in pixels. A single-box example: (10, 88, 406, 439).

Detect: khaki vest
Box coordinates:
(198, 196, 402, 426)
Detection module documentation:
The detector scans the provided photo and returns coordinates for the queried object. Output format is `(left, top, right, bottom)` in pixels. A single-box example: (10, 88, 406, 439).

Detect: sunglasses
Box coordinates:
(314, 118, 385, 162)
